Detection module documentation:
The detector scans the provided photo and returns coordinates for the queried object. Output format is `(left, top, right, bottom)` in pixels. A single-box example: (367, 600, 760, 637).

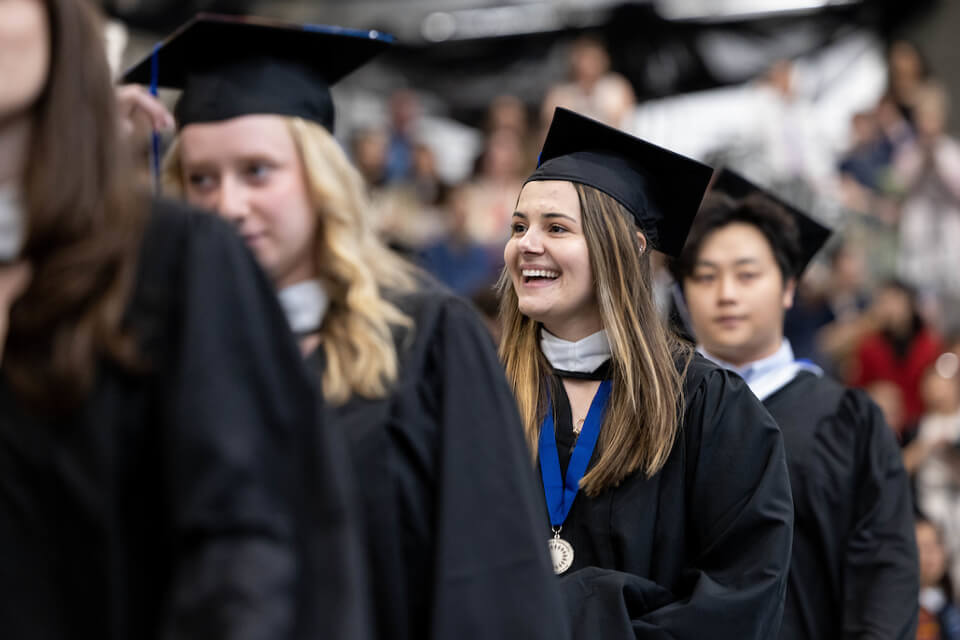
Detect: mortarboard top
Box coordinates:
(122, 13, 394, 132)
(525, 107, 714, 258)
(711, 168, 833, 278)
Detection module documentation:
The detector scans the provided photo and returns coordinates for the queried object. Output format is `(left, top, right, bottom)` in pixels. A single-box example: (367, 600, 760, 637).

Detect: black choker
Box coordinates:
(552, 360, 612, 381)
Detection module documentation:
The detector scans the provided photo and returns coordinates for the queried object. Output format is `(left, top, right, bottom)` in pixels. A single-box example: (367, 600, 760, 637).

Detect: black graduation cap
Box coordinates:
(711, 168, 833, 277)
(122, 13, 394, 131)
(526, 107, 713, 257)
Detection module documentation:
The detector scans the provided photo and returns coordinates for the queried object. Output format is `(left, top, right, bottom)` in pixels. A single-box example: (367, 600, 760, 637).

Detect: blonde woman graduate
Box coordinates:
(126, 14, 567, 640)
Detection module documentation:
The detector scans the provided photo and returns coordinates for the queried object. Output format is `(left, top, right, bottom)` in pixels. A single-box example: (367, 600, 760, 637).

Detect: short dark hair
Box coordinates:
(670, 193, 802, 285)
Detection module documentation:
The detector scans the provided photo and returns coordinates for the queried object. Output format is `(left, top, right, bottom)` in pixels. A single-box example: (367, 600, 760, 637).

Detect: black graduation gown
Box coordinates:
(763, 371, 918, 640)
(311, 285, 568, 640)
(0, 199, 366, 640)
(549, 354, 794, 639)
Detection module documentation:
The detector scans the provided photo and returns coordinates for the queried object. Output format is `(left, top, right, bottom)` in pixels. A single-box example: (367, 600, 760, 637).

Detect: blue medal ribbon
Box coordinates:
(538, 379, 612, 528)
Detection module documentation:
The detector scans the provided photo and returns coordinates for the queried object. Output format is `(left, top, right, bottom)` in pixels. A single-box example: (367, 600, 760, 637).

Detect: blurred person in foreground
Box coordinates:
(133, 14, 566, 640)
(672, 169, 918, 639)
(0, 1, 356, 638)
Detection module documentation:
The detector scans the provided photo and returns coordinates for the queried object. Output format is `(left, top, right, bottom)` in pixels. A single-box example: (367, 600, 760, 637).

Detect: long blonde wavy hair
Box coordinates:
(499, 184, 691, 495)
(164, 116, 416, 405)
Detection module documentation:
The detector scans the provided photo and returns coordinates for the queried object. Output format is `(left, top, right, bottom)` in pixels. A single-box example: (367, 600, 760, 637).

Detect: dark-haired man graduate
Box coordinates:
(671, 169, 918, 640)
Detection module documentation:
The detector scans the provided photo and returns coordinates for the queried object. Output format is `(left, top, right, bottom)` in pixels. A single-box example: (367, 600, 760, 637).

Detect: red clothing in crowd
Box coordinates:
(918, 607, 943, 640)
(851, 328, 941, 429)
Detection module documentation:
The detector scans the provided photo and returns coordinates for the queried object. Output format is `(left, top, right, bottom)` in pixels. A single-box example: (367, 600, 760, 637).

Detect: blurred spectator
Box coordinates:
(850, 280, 942, 430)
(890, 83, 960, 298)
(838, 110, 896, 192)
(886, 40, 932, 128)
(904, 354, 960, 482)
(904, 353, 960, 568)
(418, 184, 499, 297)
(793, 241, 872, 374)
(837, 95, 915, 217)
(367, 141, 451, 254)
(746, 59, 839, 188)
(866, 379, 909, 436)
(878, 93, 918, 161)
(410, 141, 451, 208)
(541, 35, 636, 130)
(383, 89, 422, 183)
(463, 127, 528, 246)
(351, 126, 389, 189)
(487, 94, 528, 137)
(486, 94, 538, 169)
(916, 516, 960, 640)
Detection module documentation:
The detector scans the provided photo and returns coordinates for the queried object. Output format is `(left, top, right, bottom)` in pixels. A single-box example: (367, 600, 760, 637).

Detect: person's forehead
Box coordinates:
(697, 222, 775, 261)
(516, 180, 580, 210)
(180, 115, 293, 159)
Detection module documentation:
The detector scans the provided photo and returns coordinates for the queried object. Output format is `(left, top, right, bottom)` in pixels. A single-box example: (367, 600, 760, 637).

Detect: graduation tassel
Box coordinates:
(149, 42, 162, 196)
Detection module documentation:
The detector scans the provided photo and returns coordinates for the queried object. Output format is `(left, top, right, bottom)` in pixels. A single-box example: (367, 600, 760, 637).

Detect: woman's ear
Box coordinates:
(636, 231, 648, 254)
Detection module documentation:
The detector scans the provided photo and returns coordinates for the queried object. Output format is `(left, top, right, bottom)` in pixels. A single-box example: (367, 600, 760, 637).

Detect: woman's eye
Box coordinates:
(549, 224, 567, 233)
(187, 174, 215, 190)
(738, 272, 759, 282)
(692, 273, 715, 284)
(511, 222, 527, 234)
(246, 163, 273, 180)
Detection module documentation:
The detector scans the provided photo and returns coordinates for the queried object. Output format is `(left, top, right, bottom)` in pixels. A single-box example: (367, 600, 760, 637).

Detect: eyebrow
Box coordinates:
(695, 258, 761, 268)
(511, 211, 579, 224)
(182, 151, 280, 167)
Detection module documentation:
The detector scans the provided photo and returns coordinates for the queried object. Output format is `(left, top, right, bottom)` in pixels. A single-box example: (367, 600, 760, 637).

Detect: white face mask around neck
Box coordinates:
(277, 279, 329, 336)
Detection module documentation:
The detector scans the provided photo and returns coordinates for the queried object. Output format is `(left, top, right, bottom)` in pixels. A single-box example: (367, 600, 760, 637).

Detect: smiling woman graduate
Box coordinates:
(499, 107, 795, 639)
(125, 14, 566, 640)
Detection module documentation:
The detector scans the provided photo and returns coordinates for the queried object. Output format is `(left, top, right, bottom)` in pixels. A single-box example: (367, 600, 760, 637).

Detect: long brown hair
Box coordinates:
(5, 0, 146, 411)
(499, 183, 691, 495)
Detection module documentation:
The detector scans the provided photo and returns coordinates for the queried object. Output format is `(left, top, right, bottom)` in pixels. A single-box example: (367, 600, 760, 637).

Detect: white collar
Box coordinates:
(540, 328, 612, 373)
(0, 184, 25, 262)
(277, 279, 329, 335)
(920, 586, 948, 613)
(699, 339, 822, 401)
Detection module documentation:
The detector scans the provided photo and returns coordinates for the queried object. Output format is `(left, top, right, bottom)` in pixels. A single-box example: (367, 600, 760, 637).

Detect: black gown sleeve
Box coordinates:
(425, 297, 568, 640)
(152, 209, 366, 640)
(560, 364, 794, 639)
(840, 389, 918, 639)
